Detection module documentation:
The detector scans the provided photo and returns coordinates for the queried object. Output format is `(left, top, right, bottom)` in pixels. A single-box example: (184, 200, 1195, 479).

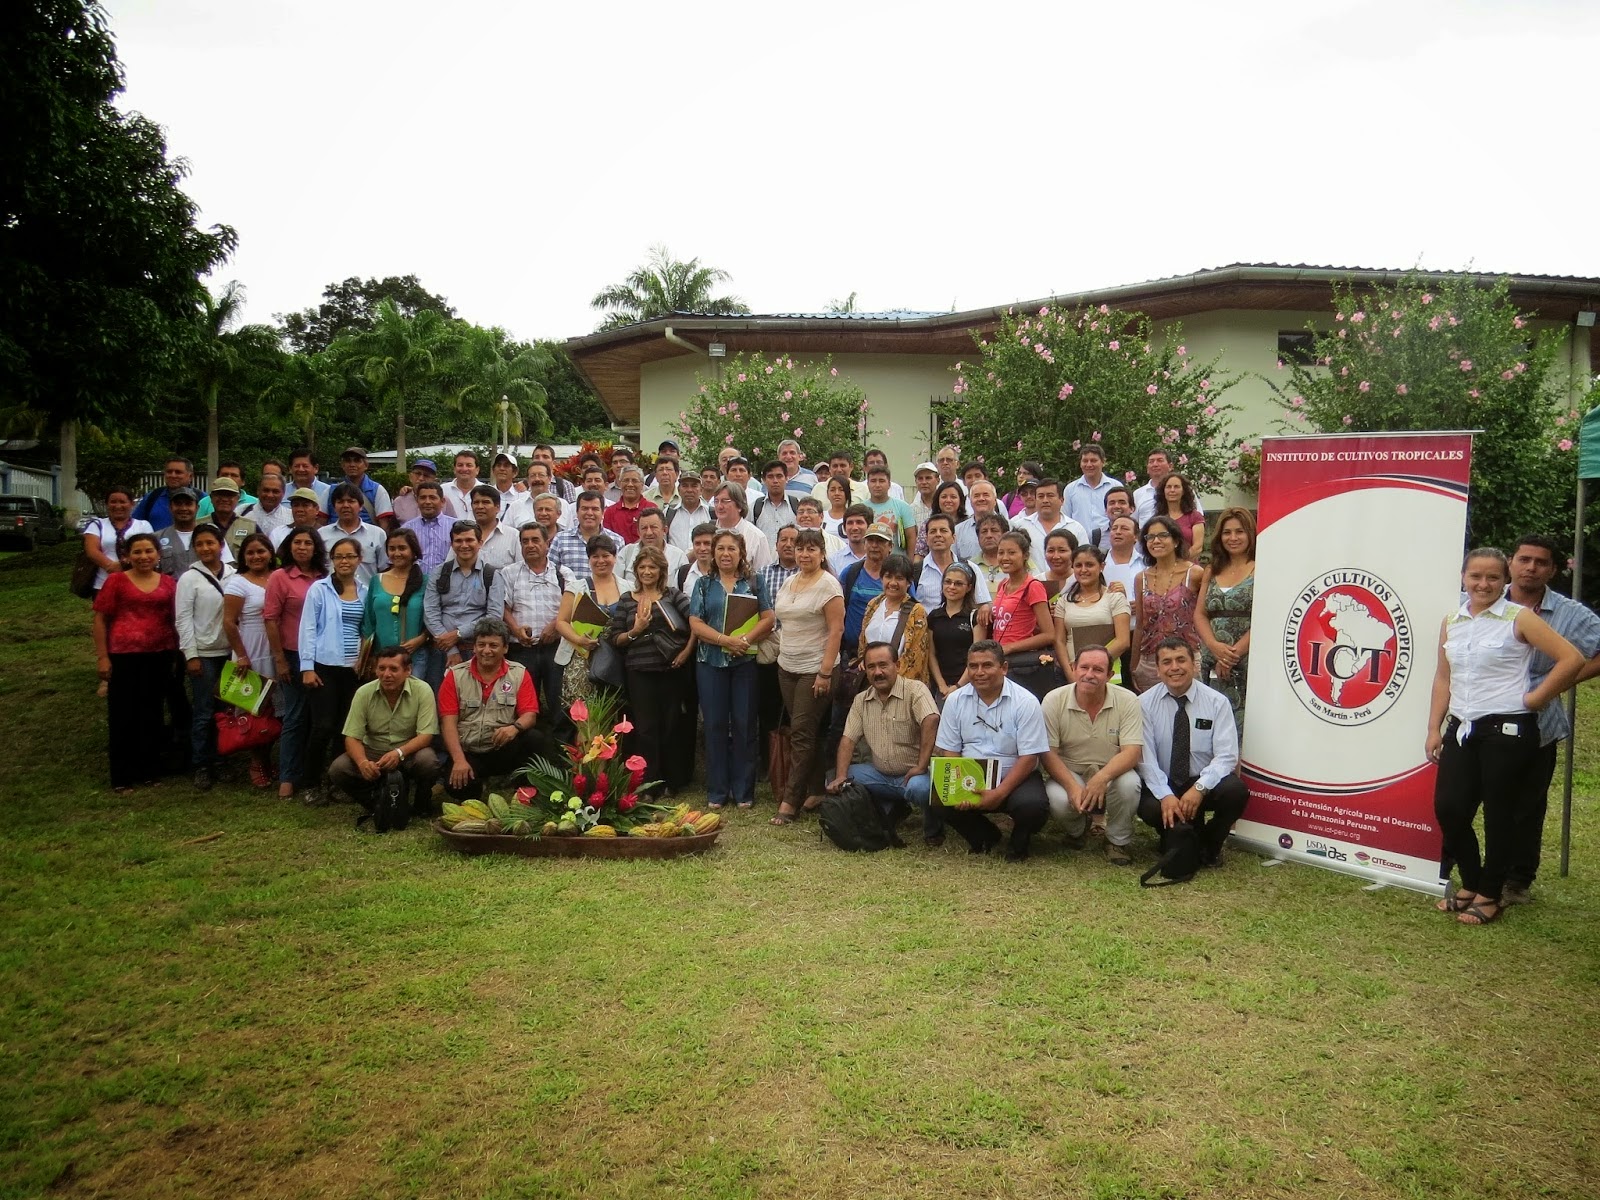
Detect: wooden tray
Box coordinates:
(433, 821, 721, 859)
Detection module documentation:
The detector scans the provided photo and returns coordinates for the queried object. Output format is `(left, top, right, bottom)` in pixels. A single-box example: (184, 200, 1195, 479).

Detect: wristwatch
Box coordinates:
(1193, 782, 1208, 797)
(397, 748, 405, 763)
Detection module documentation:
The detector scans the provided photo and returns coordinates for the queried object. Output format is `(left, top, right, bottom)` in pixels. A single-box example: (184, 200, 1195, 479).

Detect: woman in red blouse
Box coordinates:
(990, 530, 1058, 701)
(92, 532, 179, 793)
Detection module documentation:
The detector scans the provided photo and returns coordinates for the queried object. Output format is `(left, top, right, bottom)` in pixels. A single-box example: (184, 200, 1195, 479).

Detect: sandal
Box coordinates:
(737, 801, 754, 810)
(800, 796, 826, 813)
(1436, 891, 1474, 913)
(1457, 900, 1502, 926)
(769, 806, 799, 826)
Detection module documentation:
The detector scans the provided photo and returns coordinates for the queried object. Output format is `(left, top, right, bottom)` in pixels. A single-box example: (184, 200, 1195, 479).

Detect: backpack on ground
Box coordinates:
(1140, 825, 1199, 886)
(356, 770, 411, 833)
(818, 780, 895, 852)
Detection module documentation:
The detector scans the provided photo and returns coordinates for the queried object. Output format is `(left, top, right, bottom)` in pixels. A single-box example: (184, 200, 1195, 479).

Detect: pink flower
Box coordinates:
(1185, 424, 1198, 435)
(1108, 340, 1120, 351)
(1124, 470, 1137, 482)
(1501, 370, 1515, 380)
(795, 428, 804, 436)
(1391, 310, 1402, 319)
(780, 411, 790, 422)
(1351, 311, 1366, 324)
(614, 719, 634, 734)
(1358, 381, 1371, 393)
(597, 742, 617, 760)
(1146, 384, 1159, 395)
(764, 366, 774, 375)
(515, 786, 538, 805)
(1515, 361, 1527, 373)
(569, 699, 589, 722)
(1038, 306, 1049, 316)
(1058, 383, 1074, 399)
(1098, 303, 1110, 315)
(1227, 458, 1240, 470)
(1559, 439, 1574, 451)
(1468, 389, 1480, 398)
(1178, 454, 1188, 465)
(624, 754, 646, 772)
(1204, 405, 1217, 416)
(1291, 396, 1304, 407)
(1071, 440, 1082, 451)
(737, 373, 747, 383)
(1016, 440, 1024, 451)
(1342, 415, 1353, 426)
(830, 367, 838, 376)
(1420, 293, 1433, 305)
(786, 359, 794, 369)
(724, 434, 735, 444)
(1276, 359, 1284, 370)
(1427, 316, 1441, 331)
(1514, 317, 1526, 330)
(716, 405, 727, 415)
(1091, 430, 1101, 441)
(588, 791, 606, 808)
(1396, 384, 1408, 395)
(783, 391, 793, 401)
(815, 416, 825, 426)
(618, 793, 637, 812)
(1199, 379, 1210, 391)
(1460, 359, 1473, 371)
(1176, 344, 1187, 357)
(1337, 329, 1347, 339)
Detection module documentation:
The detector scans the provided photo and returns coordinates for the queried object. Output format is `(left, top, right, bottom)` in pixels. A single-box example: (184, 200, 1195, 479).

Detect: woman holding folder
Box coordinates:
(555, 535, 627, 707)
(606, 547, 695, 795)
(688, 531, 775, 809)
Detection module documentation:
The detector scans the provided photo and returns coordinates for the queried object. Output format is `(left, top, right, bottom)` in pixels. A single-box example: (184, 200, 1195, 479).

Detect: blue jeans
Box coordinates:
(698, 658, 758, 806)
(277, 649, 310, 786)
(847, 762, 933, 832)
(189, 656, 227, 768)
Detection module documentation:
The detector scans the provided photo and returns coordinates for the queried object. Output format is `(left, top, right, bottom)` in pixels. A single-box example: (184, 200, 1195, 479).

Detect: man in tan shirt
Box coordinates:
(1041, 644, 1144, 865)
(828, 641, 940, 845)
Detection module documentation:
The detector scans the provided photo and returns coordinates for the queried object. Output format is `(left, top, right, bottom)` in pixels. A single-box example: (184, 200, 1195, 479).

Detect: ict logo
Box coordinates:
(1282, 569, 1413, 727)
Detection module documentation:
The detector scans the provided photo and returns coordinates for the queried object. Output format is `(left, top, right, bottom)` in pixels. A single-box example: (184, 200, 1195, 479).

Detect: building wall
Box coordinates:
(638, 313, 1592, 504)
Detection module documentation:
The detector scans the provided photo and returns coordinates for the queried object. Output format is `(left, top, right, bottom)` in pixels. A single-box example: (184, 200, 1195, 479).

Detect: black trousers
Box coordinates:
(1509, 740, 1560, 887)
(1137, 771, 1249, 857)
(623, 667, 689, 792)
(445, 729, 550, 801)
(1434, 713, 1540, 901)
(163, 650, 191, 771)
(510, 643, 573, 744)
(108, 652, 174, 787)
(941, 775, 1049, 852)
(306, 664, 362, 789)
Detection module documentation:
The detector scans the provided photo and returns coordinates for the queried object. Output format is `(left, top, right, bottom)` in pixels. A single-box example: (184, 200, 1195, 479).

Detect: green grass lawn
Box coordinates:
(3, 545, 1598, 1199)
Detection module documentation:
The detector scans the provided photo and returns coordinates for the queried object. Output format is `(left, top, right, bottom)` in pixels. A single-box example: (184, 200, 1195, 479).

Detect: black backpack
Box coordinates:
(1140, 824, 1200, 886)
(356, 770, 411, 833)
(435, 559, 497, 595)
(818, 780, 896, 852)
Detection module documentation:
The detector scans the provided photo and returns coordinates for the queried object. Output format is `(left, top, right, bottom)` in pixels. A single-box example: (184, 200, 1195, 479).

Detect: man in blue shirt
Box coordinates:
(132, 456, 195, 530)
(1502, 535, 1600, 903)
(933, 640, 1051, 860)
(1137, 638, 1246, 868)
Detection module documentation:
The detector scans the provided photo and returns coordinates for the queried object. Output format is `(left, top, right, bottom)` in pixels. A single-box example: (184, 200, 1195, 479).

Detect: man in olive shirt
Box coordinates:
(328, 647, 441, 807)
(1040, 645, 1144, 865)
(828, 641, 940, 845)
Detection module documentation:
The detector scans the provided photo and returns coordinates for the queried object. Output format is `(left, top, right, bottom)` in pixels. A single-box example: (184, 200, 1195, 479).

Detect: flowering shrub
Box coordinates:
(552, 441, 648, 483)
(675, 352, 874, 467)
(951, 305, 1237, 490)
(1264, 274, 1581, 552)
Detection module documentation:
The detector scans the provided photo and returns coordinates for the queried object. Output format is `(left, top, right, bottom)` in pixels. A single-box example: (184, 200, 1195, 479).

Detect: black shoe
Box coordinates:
(1062, 833, 1087, 851)
(967, 827, 1002, 855)
(924, 834, 946, 848)
(1200, 845, 1224, 869)
(192, 768, 212, 792)
(1005, 835, 1032, 863)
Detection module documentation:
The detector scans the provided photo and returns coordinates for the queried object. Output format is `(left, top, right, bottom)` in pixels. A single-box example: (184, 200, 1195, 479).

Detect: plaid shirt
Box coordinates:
(761, 563, 798, 608)
(502, 559, 569, 640)
(549, 524, 622, 587)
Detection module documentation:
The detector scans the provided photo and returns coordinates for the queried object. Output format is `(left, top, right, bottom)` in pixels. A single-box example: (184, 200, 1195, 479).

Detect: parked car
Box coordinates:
(0, 496, 68, 550)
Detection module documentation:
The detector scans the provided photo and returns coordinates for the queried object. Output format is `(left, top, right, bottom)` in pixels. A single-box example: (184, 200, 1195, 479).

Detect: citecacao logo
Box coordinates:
(1282, 569, 1413, 727)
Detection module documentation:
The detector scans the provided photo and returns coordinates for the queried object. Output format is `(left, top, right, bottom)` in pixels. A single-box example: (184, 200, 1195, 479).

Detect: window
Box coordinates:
(929, 394, 960, 452)
(1277, 331, 1320, 365)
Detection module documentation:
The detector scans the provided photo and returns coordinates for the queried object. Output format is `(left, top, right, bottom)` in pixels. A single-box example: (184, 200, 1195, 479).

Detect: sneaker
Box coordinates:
(1501, 883, 1534, 906)
(192, 768, 213, 792)
(301, 786, 332, 807)
(1105, 841, 1133, 866)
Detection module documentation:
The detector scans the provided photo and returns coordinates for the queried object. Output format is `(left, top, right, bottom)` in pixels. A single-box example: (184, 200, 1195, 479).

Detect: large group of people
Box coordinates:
(86, 440, 1598, 906)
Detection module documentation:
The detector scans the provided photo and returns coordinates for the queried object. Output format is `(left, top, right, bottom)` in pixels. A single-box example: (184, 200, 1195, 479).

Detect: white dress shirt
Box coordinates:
(935, 677, 1050, 777)
(1137, 679, 1239, 798)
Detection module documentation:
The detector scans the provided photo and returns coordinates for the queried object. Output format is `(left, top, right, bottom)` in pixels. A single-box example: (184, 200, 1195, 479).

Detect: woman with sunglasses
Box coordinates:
(363, 528, 431, 685)
(1131, 515, 1201, 692)
(264, 526, 326, 798)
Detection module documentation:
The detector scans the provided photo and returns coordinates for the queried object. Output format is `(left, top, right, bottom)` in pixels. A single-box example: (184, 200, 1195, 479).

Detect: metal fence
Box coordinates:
(0, 461, 94, 513)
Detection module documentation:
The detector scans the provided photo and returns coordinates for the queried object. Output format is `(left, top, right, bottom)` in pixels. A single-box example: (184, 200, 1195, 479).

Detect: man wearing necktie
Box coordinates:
(1137, 637, 1247, 867)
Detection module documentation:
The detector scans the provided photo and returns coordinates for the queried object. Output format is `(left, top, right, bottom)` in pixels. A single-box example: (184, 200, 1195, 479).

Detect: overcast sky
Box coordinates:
(104, 0, 1600, 346)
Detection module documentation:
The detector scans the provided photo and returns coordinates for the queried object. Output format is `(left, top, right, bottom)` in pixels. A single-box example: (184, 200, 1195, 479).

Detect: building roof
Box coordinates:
(567, 263, 1600, 423)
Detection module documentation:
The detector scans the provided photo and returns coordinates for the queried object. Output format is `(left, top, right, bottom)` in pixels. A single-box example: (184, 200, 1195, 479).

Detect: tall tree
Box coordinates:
(453, 327, 553, 449)
(328, 301, 459, 465)
(535, 341, 610, 437)
(0, 0, 235, 515)
(186, 282, 282, 476)
(590, 245, 751, 331)
(259, 350, 344, 452)
(277, 275, 456, 356)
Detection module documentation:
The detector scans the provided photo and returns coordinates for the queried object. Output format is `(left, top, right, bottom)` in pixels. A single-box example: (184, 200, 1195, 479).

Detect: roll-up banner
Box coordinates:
(1234, 432, 1472, 894)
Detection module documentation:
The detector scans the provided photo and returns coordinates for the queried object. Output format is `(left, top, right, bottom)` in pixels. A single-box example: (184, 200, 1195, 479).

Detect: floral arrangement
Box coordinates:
(514, 692, 679, 835)
(551, 441, 653, 484)
(950, 304, 1237, 493)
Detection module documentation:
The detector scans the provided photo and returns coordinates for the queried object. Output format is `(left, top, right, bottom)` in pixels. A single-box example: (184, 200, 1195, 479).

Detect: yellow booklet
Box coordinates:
(931, 756, 999, 808)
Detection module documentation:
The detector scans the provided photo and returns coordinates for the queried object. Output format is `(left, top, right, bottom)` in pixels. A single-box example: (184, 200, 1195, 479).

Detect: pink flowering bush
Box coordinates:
(1264, 273, 1584, 552)
(676, 352, 872, 465)
(952, 305, 1236, 490)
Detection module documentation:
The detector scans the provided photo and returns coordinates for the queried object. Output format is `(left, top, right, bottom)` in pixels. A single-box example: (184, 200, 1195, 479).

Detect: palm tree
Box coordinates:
(453, 327, 554, 452)
(590, 245, 752, 330)
(260, 349, 343, 451)
(329, 300, 458, 465)
(188, 281, 282, 476)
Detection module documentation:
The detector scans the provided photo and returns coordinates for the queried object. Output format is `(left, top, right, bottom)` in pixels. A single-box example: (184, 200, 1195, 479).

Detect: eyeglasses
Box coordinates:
(331, 553, 361, 562)
(1145, 532, 1173, 542)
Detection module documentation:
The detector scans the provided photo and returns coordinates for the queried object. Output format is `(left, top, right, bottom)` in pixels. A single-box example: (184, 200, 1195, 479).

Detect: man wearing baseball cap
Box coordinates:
(325, 446, 395, 529)
(489, 452, 522, 520)
(270, 487, 326, 550)
(391, 458, 438, 524)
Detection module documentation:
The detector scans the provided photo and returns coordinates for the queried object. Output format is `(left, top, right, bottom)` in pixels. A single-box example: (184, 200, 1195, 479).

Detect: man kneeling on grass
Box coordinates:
(328, 646, 441, 811)
(827, 641, 940, 845)
(1040, 644, 1144, 866)
(439, 618, 547, 802)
